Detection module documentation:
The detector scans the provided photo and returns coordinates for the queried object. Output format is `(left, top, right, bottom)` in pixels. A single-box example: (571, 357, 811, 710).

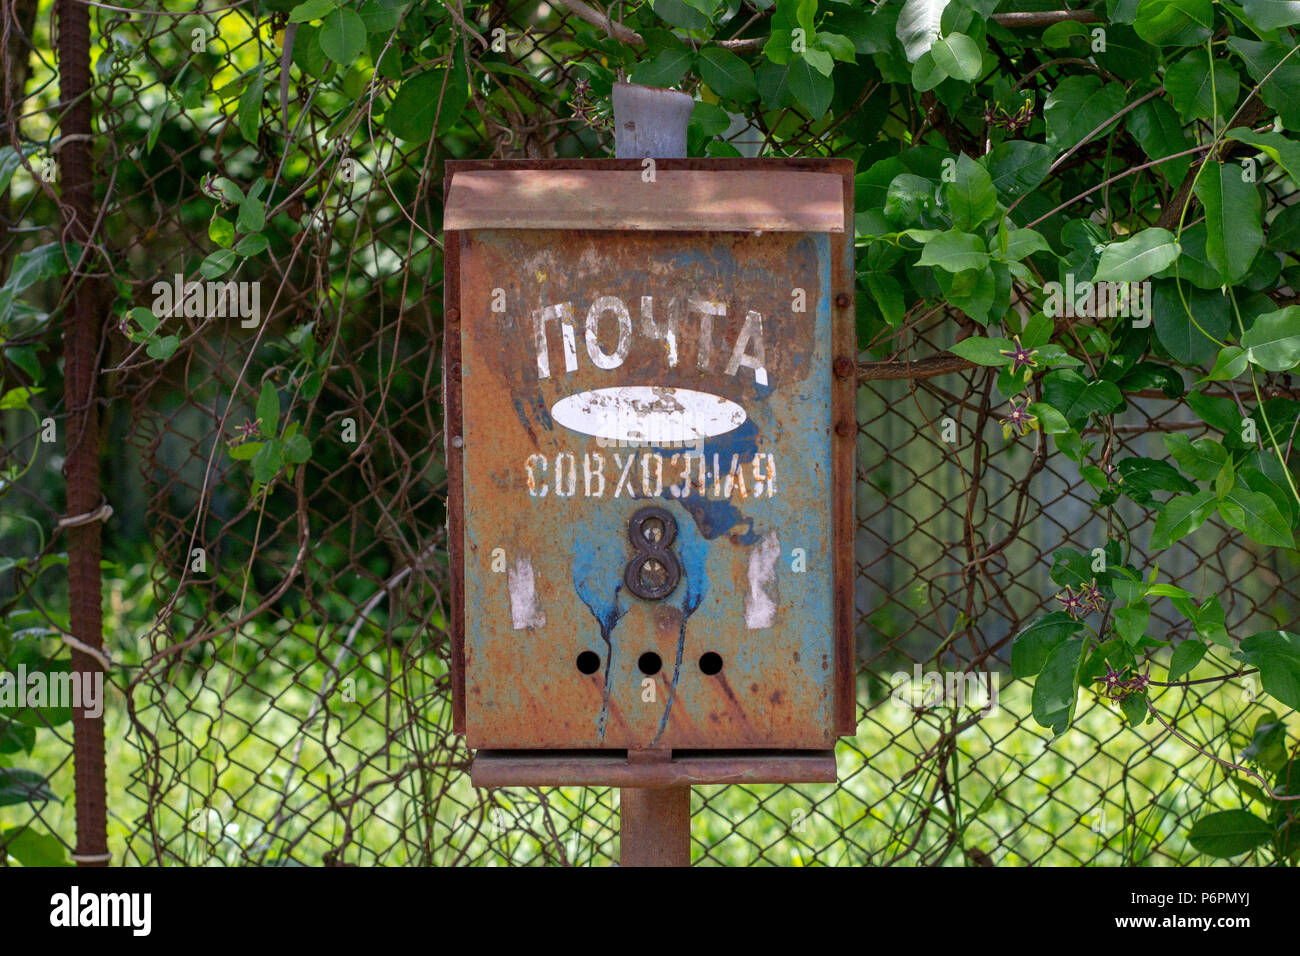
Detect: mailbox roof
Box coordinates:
(444, 166, 845, 233)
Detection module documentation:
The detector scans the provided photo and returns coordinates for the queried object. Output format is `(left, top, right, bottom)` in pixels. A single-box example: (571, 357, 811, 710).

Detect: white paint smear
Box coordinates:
(745, 532, 781, 630)
(550, 385, 746, 443)
(508, 557, 546, 630)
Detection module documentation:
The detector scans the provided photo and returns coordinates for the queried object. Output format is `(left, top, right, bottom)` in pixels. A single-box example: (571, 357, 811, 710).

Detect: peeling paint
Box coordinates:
(745, 532, 781, 630)
(508, 557, 546, 630)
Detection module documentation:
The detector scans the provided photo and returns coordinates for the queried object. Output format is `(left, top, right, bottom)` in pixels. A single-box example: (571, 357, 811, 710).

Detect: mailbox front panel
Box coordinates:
(456, 224, 837, 750)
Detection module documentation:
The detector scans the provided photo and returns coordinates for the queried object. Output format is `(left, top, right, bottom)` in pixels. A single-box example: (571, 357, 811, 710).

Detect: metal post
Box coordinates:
(612, 82, 694, 867)
(620, 766, 690, 868)
(57, 0, 109, 866)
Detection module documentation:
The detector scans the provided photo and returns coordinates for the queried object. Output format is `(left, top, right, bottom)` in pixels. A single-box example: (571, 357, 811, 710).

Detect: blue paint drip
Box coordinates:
(652, 509, 707, 743)
(572, 524, 628, 739)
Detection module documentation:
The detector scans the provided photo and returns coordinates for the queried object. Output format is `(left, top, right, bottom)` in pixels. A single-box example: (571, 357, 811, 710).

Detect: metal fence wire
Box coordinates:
(1, 0, 1298, 866)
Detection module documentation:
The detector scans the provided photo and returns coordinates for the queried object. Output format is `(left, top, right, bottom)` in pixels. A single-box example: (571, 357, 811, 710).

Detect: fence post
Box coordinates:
(57, 0, 109, 866)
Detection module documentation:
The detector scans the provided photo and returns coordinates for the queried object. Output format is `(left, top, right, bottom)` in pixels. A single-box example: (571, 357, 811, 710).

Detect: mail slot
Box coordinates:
(443, 158, 856, 751)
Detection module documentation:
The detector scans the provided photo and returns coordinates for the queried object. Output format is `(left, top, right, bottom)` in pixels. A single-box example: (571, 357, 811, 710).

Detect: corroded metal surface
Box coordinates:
(446, 159, 853, 751)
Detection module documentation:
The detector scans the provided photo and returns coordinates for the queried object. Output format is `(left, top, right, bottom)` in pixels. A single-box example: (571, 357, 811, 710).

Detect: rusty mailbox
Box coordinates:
(443, 158, 855, 765)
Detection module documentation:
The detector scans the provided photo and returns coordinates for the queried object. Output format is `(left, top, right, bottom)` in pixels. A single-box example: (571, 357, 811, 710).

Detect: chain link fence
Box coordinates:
(1, 0, 1297, 866)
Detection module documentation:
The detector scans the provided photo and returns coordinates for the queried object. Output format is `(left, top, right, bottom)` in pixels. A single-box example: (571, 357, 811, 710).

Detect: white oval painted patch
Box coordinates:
(551, 386, 746, 443)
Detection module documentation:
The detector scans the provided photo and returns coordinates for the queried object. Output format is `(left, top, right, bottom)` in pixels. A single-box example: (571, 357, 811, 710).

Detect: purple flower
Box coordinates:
(999, 335, 1039, 376)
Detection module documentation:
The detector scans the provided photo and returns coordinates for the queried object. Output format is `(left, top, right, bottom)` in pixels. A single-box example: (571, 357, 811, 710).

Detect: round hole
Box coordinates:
(638, 651, 662, 675)
(576, 650, 601, 674)
(699, 652, 723, 675)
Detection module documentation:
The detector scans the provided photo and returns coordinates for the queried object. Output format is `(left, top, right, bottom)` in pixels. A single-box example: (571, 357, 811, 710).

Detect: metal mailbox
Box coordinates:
(443, 158, 855, 755)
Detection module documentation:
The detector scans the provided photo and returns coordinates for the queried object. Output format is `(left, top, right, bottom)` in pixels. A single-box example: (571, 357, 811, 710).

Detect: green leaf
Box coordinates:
(943, 153, 996, 231)
(358, 0, 403, 33)
(229, 440, 262, 461)
(1228, 38, 1300, 130)
(1012, 612, 1083, 678)
(1242, 306, 1300, 372)
(235, 234, 270, 257)
(256, 381, 279, 438)
(208, 216, 234, 249)
(1030, 402, 1071, 434)
(789, 55, 834, 119)
(1162, 433, 1227, 482)
(650, 0, 711, 30)
(801, 46, 835, 78)
(146, 335, 179, 361)
(236, 196, 265, 234)
(1127, 98, 1192, 185)
(1205, 346, 1248, 381)
(252, 440, 284, 484)
(1149, 490, 1216, 549)
(1041, 369, 1124, 428)
(288, 0, 335, 22)
(1094, 228, 1180, 283)
(4, 243, 75, 294)
(0, 145, 29, 194)
(697, 46, 757, 101)
(1165, 49, 1238, 122)
(1044, 76, 1126, 151)
(1267, 204, 1300, 253)
(1241, 0, 1300, 28)
(930, 32, 982, 82)
(0, 718, 35, 755)
(1219, 486, 1296, 549)
(1187, 390, 1241, 437)
(3, 345, 42, 384)
(318, 7, 366, 64)
(1195, 163, 1262, 286)
(1239, 630, 1300, 710)
(1115, 602, 1150, 647)
(1189, 810, 1273, 858)
(815, 31, 857, 63)
(237, 66, 264, 145)
(948, 336, 1013, 366)
(755, 60, 795, 110)
(1032, 639, 1082, 734)
(984, 141, 1055, 202)
(865, 274, 905, 327)
(1226, 128, 1300, 184)
(1117, 456, 1198, 501)
(896, 0, 950, 62)
(1134, 0, 1214, 46)
(284, 432, 313, 464)
(631, 47, 694, 88)
(1, 826, 70, 866)
(884, 173, 936, 226)
(0, 768, 56, 807)
(199, 250, 237, 279)
(1168, 639, 1207, 682)
(1152, 284, 1229, 366)
(998, 228, 1050, 262)
(386, 70, 441, 142)
(917, 229, 987, 273)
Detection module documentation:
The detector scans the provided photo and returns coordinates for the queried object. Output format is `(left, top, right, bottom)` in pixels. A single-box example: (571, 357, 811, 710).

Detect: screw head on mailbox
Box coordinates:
(443, 158, 856, 768)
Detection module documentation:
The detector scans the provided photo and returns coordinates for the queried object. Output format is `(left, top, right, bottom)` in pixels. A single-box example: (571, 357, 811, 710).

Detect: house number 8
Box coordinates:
(624, 506, 680, 600)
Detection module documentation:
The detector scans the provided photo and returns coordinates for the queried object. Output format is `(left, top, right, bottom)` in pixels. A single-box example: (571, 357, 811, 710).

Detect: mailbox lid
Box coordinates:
(444, 163, 845, 233)
(443, 159, 856, 749)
